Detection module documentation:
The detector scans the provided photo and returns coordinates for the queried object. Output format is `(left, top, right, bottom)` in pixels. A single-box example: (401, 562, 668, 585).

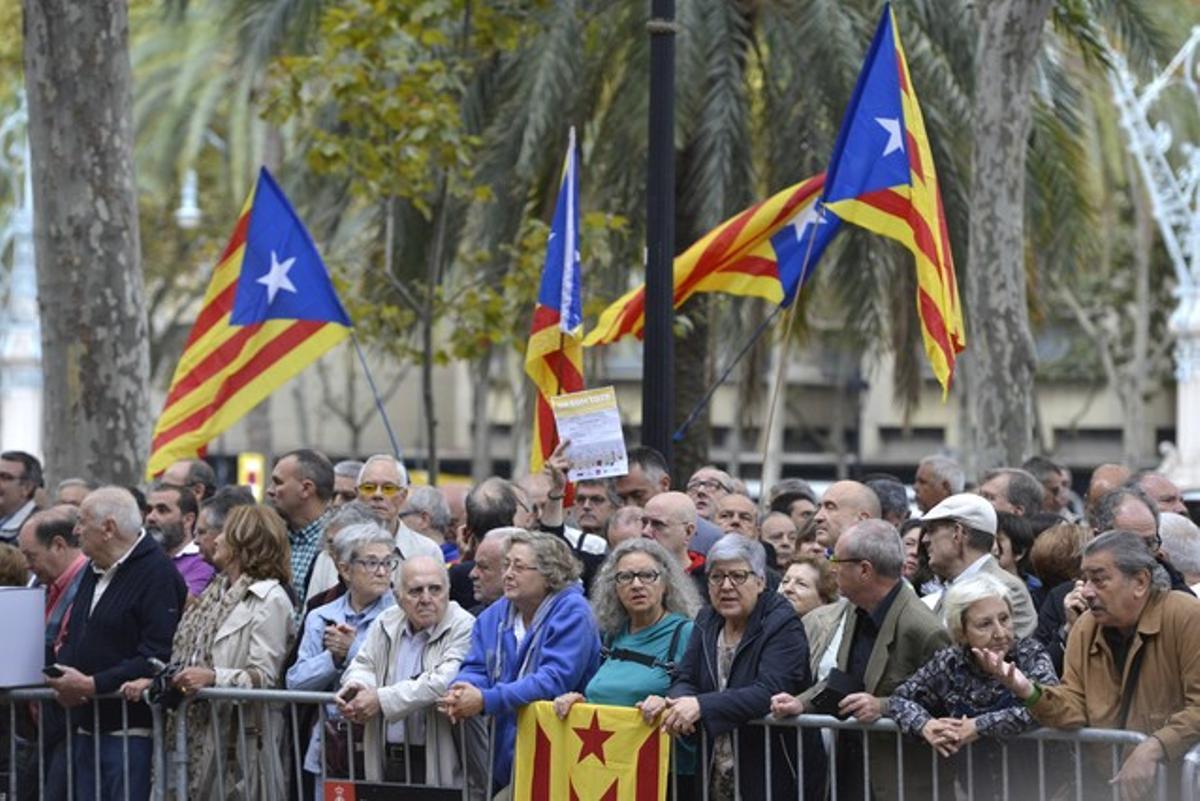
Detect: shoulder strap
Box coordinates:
(602, 619, 690, 673)
(1117, 641, 1147, 729)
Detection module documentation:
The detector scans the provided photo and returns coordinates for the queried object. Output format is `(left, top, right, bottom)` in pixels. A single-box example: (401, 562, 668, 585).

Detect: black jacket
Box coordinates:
(57, 535, 186, 732)
(670, 588, 824, 801)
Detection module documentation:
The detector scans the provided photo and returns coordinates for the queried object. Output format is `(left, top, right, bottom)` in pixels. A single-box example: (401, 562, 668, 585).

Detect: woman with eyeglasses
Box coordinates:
(287, 523, 397, 799)
(119, 504, 296, 800)
(640, 534, 824, 801)
(439, 529, 602, 797)
(552, 539, 701, 791)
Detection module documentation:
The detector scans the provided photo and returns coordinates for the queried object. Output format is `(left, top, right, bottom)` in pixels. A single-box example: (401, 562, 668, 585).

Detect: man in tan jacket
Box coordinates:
(980, 530, 1200, 801)
(337, 555, 474, 786)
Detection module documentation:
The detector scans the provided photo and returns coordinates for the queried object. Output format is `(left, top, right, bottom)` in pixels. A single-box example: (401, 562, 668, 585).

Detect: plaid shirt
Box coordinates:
(288, 507, 330, 600)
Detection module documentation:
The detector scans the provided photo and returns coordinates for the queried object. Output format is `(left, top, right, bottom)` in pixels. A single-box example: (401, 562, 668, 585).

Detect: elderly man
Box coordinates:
(1086, 463, 1132, 521)
(49, 487, 186, 801)
(54, 478, 94, 507)
(982, 531, 1200, 800)
(913, 455, 964, 514)
(1022, 456, 1070, 515)
(605, 505, 643, 548)
(866, 477, 911, 528)
(921, 493, 1038, 637)
(0, 450, 42, 543)
(772, 519, 951, 801)
(515, 470, 606, 557)
(267, 448, 336, 599)
(402, 485, 460, 562)
(811, 480, 881, 550)
(1133, 470, 1188, 516)
(18, 506, 86, 658)
(357, 455, 443, 580)
(684, 465, 733, 521)
(615, 446, 722, 554)
(978, 467, 1045, 517)
(572, 477, 619, 537)
(146, 481, 215, 596)
(337, 555, 475, 787)
(466, 528, 514, 614)
(332, 459, 365, 507)
(641, 492, 706, 597)
(448, 478, 520, 609)
(715, 493, 760, 539)
(760, 512, 799, 568)
(160, 458, 216, 505)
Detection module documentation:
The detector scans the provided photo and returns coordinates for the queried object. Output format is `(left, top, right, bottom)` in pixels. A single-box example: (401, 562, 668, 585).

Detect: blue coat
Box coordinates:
(670, 588, 824, 801)
(454, 584, 601, 787)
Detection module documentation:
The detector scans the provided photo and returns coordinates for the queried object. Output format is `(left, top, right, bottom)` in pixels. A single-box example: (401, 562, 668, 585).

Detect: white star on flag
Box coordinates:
(788, 205, 826, 241)
(876, 117, 904, 156)
(257, 250, 298, 304)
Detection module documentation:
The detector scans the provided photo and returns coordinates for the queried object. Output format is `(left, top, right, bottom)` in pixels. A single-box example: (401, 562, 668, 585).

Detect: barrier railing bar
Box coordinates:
(762, 724, 771, 801)
(1073, 739, 1083, 801)
(90, 695, 100, 801)
(120, 696, 130, 801)
(861, 728, 870, 801)
(288, 701, 303, 800)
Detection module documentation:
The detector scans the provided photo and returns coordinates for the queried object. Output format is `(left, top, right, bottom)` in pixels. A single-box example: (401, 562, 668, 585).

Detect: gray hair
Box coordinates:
(590, 538, 700, 636)
(405, 485, 452, 532)
(332, 522, 394, 565)
(941, 573, 1011, 643)
(1092, 486, 1160, 536)
(706, 533, 767, 578)
(86, 487, 143, 538)
(506, 529, 580, 592)
(334, 459, 365, 479)
(576, 477, 622, 508)
(56, 477, 95, 493)
(920, 456, 965, 494)
(1084, 531, 1170, 592)
(1160, 512, 1200, 576)
(326, 500, 379, 538)
(865, 478, 910, 522)
(358, 454, 409, 487)
(480, 526, 520, 550)
(981, 468, 1045, 516)
(841, 519, 905, 578)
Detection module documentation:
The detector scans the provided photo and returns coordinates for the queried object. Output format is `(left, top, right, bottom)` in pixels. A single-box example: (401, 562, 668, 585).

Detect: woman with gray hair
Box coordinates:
(287, 522, 397, 796)
(888, 573, 1058, 800)
(640, 534, 822, 801)
(440, 529, 602, 795)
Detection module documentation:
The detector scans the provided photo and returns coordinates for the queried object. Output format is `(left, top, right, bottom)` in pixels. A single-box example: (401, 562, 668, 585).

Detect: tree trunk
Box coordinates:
(1122, 162, 1154, 466)
(961, 0, 1052, 475)
(23, 0, 150, 486)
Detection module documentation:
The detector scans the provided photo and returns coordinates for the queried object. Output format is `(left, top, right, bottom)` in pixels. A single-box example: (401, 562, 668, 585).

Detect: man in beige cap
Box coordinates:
(921, 492, 1038, 637)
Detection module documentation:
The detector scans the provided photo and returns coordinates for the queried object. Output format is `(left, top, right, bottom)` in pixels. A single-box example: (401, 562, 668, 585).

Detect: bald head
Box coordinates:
(813, 481, 881, 550)
(645, 492, 697, 526)
(1135, 472, 1187, 516)
(1087, 464, 1131, 511)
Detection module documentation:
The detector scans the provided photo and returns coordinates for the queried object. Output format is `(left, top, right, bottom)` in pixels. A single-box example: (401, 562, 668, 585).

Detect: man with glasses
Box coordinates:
(615, 446, 723, 554)
(921, 493, 1038, 637)
(0, 450, 42, 543)
(684, 465, 733, 521)
(641, 492, 707, 598)
(356, 455, 442, 587)
(572, 478, 619, 537)
(772, 519, 950, 801)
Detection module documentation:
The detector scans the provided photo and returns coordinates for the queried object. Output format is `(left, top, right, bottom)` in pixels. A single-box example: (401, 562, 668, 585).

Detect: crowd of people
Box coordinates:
(0, 444, 1198, 801)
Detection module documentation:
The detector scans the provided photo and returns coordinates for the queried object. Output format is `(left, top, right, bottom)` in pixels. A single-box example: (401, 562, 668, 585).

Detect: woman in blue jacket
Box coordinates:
(642, 533, 824, 801)
(440, 529, 601, 794)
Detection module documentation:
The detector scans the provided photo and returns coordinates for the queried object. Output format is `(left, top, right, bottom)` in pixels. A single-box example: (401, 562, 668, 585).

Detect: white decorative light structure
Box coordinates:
(1110, 28, 1200, 490)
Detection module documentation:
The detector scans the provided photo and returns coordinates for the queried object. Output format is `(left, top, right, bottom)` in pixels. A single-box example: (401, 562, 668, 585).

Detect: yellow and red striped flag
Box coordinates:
(819, 3, 965, 395)
(526, 130, 585, 475)
(147, 168, 352, 477)
(513, 701, 670, 801)
(583, 173, 836, 347)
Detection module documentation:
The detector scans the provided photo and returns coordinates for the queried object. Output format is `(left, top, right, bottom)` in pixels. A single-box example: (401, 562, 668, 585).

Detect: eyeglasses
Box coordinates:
(708, 570, 753, 586)
(502, 560, 539, 574)
(403, 583, 446, 599)
(827, 553, 868, 567)
(358, 482, 403, 497)
(1145, 534, 1162, 551)
(687, 479, 730, 494)
(615, 569, 662, 586)
(352, 557, 400, 573)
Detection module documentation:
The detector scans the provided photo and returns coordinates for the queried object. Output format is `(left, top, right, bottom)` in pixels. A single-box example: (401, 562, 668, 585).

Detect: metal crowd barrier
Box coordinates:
(1, 687, 167, 801)
(1184, 742, 1200, 801)
(737, 714, 1170, 801)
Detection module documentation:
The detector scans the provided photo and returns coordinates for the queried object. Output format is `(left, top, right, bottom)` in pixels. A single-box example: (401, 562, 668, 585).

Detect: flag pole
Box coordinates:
(350, 333, 404, 461)
(757, 205, 826, 473)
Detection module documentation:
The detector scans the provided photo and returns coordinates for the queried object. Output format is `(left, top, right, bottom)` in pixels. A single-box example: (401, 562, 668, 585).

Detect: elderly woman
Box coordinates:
(552, 539, 701, 788)
(888, 572, 1058, 801)
(779, 555, 837, 617)
(440, 529, 601, 794)
(641, 534, 822, 801)
(122, 504, 296, 800)
(286, 522, 396, 795)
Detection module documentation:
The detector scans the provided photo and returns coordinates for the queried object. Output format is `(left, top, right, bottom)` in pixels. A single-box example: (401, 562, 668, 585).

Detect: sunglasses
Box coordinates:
(358, 482, 403, 498)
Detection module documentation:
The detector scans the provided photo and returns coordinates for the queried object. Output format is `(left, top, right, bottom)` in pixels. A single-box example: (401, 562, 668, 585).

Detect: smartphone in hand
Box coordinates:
(339, 685, 359, 703)
(42, 665, 65, 679)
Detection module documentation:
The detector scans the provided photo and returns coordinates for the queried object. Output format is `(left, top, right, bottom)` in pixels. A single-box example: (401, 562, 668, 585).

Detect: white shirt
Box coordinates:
(90, 531, 146, 613)
(947, 554, 991, 589)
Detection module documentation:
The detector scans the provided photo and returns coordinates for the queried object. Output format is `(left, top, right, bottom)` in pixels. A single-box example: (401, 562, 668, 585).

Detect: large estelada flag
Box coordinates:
(820, 3, 965, 395)
(513, 701, 669, 801)
(583, 173, 840, 347)
(525, 129, 585, 475)
(147, 168, 352, 477)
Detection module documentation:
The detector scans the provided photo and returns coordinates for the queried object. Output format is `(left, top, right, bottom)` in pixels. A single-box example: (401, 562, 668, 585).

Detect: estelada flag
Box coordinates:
(513, 701, 669, 801)
(147, 168, 352, 477)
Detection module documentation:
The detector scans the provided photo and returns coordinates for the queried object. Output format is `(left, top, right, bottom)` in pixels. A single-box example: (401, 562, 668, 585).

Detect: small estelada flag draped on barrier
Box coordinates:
(513, 701, 670, 801)
(147, 168, 352, 478)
